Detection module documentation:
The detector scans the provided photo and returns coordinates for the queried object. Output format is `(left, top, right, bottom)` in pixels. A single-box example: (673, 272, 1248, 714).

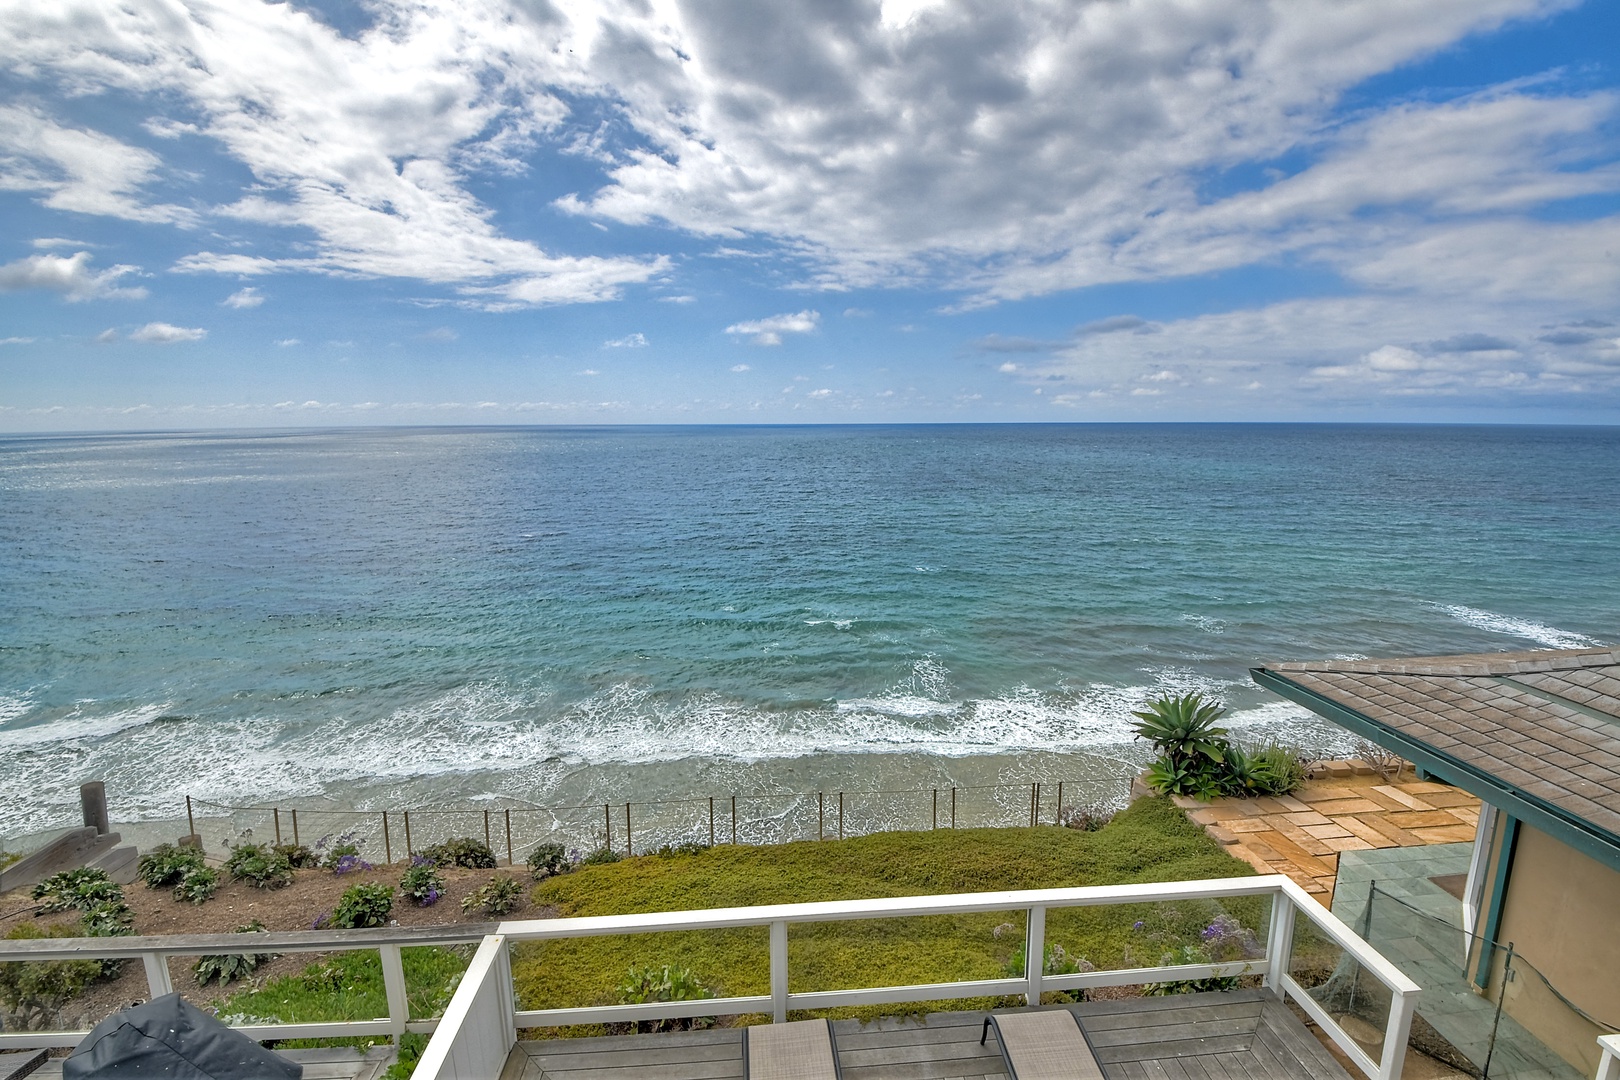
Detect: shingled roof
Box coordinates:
(1251, 646, 1620, 870)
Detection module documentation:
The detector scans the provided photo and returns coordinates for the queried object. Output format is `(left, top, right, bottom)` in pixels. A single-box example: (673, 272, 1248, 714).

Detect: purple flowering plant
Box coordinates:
(400, 857, 446, 907)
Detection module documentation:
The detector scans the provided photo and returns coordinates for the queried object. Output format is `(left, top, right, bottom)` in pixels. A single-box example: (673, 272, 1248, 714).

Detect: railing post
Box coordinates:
(604, 804, 612, 854)
(770, 920, 789, 1023)
(1024, 906, 1045, 1007)
(379, 944, 409, 1046)
(186, 796, 195, 841)
(1379, 987, 1416, 1080)
(1265, 887, 1296, 991)
(143, 952, 174, 998)
(1596, 1034, 1620, 1080)
(1029, 783, 1038, 827)
(400, 810, 407, 856)
(625, 803, 632, 857)
(1055, 781, 1063, 825)
(484, 810, 492, 852)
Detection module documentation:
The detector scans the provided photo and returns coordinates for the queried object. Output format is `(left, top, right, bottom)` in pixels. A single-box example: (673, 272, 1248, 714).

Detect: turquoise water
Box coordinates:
(0, 424, 1615, 836)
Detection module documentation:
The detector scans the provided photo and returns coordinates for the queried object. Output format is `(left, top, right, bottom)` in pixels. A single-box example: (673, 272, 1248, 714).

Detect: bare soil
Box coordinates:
(0, 861, 547, 1030)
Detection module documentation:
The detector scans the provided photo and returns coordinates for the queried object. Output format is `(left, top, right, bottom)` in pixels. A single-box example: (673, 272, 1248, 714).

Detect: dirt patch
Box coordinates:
(1, 861, 548, 1030)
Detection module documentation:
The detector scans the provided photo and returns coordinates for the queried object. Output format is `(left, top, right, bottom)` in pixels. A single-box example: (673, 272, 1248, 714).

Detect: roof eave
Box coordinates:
(1250, 665, 1620, 875)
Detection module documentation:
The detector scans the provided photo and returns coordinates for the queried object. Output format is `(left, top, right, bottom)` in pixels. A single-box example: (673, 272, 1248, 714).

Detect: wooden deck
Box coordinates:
(502, 989, 1354, 1080)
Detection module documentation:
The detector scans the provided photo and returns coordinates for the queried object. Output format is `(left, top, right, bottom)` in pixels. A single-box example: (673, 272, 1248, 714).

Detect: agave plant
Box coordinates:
(1131, 693, 1230, 768)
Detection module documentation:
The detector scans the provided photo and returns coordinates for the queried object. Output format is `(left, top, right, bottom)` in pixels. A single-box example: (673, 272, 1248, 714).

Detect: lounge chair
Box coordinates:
(981, 1009, 1105, 1080)
(743, 1017, 843, 1080)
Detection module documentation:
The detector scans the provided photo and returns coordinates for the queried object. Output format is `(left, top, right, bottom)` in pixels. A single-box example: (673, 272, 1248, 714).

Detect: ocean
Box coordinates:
(1, 424, 1615, 844)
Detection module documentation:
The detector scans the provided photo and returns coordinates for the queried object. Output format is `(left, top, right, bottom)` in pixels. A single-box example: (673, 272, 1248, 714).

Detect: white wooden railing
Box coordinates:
(1596, 1033, 1620, 1080)
(0, 877, 1420, 1080)
(0, 924, 492, 1049)
(419, 875, 1421, 1080)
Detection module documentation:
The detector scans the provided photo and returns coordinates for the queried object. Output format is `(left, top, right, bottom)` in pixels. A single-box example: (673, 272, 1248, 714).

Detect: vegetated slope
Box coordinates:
(515, 796, 1260, 1025)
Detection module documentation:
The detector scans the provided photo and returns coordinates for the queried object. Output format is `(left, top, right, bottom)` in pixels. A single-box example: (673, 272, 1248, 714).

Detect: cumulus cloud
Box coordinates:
(130, 322, 205, 343)
(730, 363, 751, 372)
(0, 105, 196, 226)
(604, 332, 647, 347)
(222, 287, 263, 309)
(725, 309, 820, 346)
(0, 336, 36, 345)
(0, 251, 146, 301)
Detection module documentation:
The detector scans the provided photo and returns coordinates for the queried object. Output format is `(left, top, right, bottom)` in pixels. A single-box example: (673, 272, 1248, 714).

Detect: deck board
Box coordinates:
(509, 990, 1355, 1080)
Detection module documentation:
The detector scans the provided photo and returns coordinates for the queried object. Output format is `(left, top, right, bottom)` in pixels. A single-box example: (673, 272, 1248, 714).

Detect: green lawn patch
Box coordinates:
(514, 796, 1265, 1029)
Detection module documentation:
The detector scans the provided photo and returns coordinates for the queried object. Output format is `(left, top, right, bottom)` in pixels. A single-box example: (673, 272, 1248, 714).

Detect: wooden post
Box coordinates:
(1029, 783, 1038, 827)
(951, 787, 957, 829)
(400, 810, 408, 856)
(505, 809, 513, 866)
(184, 795, 195, 841)
(932, 789, 938, 830)
(604, 804, 612, 854)
(382, 812, 391, 864)
(292, 808, 300, 846)
(483, 810, 491, 851)
(709, 797, 715, 847)
(818, 793, 824, 840)
(838, 792, 844, 840)
(624, 803, 632, 857)
(1056, 781, 1063, 826)
(274, 808, 282, 846)
(731, 796, 737, 845)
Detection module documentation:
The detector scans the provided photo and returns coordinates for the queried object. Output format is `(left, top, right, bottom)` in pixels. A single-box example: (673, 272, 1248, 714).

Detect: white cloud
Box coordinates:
(275, 338, 301, 347)
(725, 309, 820, 346)
(579, 368, 601, 376)
(0, 105, 196, 226)
(422, 327, 458, 342)
(0, 251, 146, 301)
(94, 329, 117, 344)
(222, 286, 263, 309)
(130, 322, 205, 343)
(1, 0, 661, 307)
(0, 336, 36, 345)
(659, 294, 697, 304)
(730, 363, 751, 372)
(604, 332, 647, 347)
(808, 388, 833, 398)
(997, 362, 1018, 373)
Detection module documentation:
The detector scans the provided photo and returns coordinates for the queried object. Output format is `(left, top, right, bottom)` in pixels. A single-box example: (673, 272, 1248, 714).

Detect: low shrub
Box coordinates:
(654, 841, 710, 858)
(333, 883, 394, 929)
(1000, 940, 1096, 1003)
(400, 858, 445, 907)
(194, 921, 274, 986)
(419, 837, 497, 870)
(615, 964, 716, 1033)
(526, 843, 569, 880)
(136, 843, 207, 889)
(173, 865, 220, 905)
(225, 842, 294, 890)
(461, 875, 523, 917)
(580, 847, 621, 867)
(1135, 694, 1310, 799)
(317, 832, 373, 874)
(1057, 803, 1115, 832)
(274, 843, 320, 869)
(31, 868, 124, 914)
(0, 924, 105, 1031)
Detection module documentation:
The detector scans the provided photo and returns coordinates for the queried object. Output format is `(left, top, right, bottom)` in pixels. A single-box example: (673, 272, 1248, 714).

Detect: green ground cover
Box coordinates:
(514, 796, 1267, 1028)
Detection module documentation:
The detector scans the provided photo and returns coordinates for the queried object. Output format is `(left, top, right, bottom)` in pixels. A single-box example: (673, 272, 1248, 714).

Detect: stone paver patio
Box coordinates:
(1174, 769, 1481, 902)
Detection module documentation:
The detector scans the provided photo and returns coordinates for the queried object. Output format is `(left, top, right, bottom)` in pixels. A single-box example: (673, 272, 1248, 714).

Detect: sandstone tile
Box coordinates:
(1300, 823, 1354, 840)
(1372, 785, 1435, 811)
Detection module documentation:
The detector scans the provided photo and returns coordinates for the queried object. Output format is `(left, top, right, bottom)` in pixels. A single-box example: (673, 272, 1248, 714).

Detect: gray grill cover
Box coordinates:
(63, 993, 301, 1079)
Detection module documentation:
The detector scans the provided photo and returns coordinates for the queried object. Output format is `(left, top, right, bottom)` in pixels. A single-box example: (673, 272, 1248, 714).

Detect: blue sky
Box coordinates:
(1, 0, 1617, 430)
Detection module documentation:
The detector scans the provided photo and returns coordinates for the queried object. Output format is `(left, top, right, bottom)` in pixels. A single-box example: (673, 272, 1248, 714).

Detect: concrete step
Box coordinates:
(0, 829, 125, 896)
(86, 844, 138, 886)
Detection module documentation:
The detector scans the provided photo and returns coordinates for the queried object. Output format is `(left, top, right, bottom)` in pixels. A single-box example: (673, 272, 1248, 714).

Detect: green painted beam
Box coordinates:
(1249, 666, 1620, 876)
(1475, 814, 1519, 989)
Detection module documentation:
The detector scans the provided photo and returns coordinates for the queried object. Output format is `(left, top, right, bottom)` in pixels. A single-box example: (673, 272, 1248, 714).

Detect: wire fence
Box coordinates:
(181, 776, 1134, 866)
(1333, 882, 1618, 1079)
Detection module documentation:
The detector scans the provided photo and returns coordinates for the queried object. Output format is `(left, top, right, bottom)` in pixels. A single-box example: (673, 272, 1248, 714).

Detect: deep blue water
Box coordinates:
(1, 424, 1615, 835)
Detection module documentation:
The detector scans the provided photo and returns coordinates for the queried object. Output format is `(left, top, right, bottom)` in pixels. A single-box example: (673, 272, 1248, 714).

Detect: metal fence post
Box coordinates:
(185, 796, 195, 841)
(484, 810, 492, 851)
(770, 920, 789, 1023)
(1025, 906, 1046, 1007)
(1055, 781, 1063, 825)
(604, 804, 612, 854)
(731, 796, 737, 845)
